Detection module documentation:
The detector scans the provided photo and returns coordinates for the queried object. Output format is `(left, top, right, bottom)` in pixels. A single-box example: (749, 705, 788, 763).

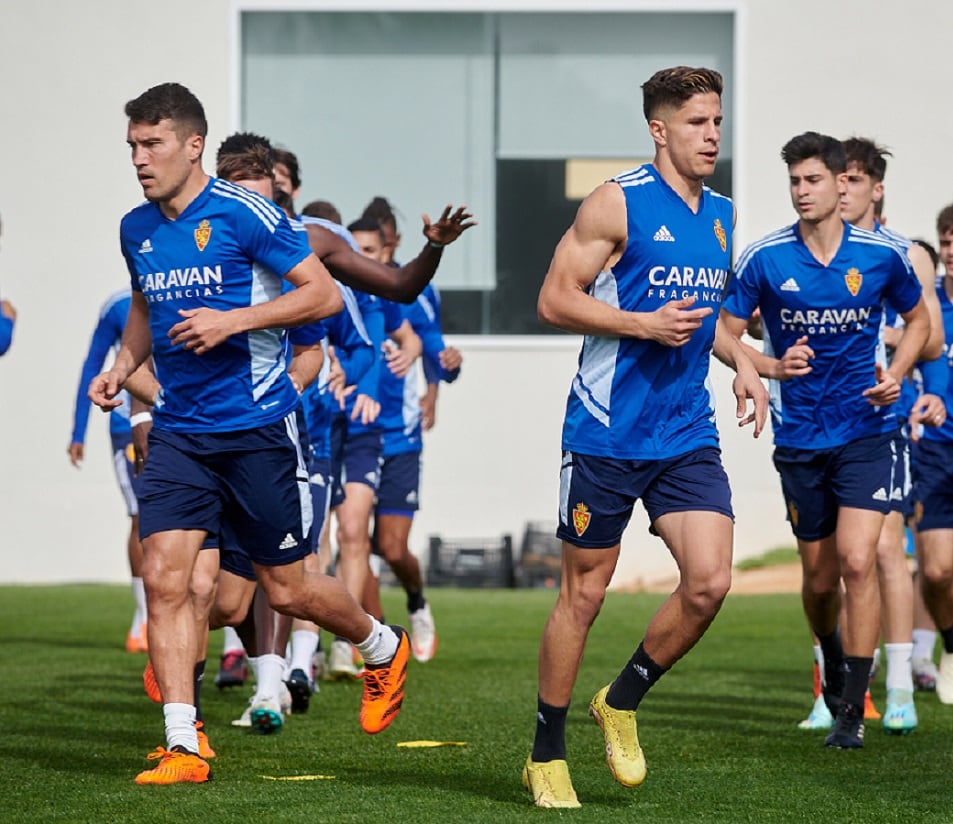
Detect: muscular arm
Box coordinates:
(288, 343, 324, 394)
(537, 182, 712, 344)
(308, 205, 475, 303)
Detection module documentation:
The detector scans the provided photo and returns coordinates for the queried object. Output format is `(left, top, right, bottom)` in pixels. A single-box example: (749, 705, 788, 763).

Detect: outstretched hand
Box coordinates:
(422, 205, 477, 247)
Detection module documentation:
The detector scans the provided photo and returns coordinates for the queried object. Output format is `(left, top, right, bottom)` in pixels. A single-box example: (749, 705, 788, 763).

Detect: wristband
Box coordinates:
(129, 412, 153, 427)
(428, 240, 445, 249)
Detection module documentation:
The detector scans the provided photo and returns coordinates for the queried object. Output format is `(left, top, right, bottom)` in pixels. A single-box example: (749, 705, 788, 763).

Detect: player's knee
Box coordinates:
(682, 570, 730, 616)
(838, 548, 876, 585)
(920, 555, 953, 590)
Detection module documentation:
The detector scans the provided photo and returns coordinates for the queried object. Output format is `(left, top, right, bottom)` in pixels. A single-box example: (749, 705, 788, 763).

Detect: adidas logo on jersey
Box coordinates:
(278, 533, 299, 550)
(780, 278, 800, 291)
(871, 488, 888, 502)
(653, 225, 676, 242)
(139, 238, 154, 254)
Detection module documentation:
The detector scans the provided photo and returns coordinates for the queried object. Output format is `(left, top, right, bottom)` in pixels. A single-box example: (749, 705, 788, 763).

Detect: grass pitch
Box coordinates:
(0, 584, 949, 823)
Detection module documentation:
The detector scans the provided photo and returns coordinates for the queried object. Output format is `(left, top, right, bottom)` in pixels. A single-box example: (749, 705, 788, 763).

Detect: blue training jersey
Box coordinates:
(296, 282, 374, 457)
(378, 289, 460, 457)
(876, 223, 921, 423)
(561, 164, 733, 460)
(71, 288, 133, 441)
(724, 220, 922, 449)
(120, 177, 313, 433)
(917, 283, 953, 444)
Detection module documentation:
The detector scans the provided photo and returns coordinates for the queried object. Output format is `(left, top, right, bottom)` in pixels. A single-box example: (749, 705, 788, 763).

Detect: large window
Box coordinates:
(241, 9, 734, 334)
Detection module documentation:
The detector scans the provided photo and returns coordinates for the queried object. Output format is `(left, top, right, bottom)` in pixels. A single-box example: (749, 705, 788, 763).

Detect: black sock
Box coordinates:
(193, 660, 206, 724)
(605, 642, 668, 712)
(407, 590, 426, 614)
(531, 697, 569, 762)
(842, 656, 873, 709)
(940, 624, 953, 654)
(817, 629, 844, 695)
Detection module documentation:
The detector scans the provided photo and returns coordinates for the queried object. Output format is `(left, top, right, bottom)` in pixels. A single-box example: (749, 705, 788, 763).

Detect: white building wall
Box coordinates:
(0, 0, 948, 586)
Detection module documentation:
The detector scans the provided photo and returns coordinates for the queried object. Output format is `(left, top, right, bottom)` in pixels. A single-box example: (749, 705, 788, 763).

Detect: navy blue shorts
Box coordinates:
(376, 450, 421, 515)
(773, 430, 896, 541)
(555, 447, 733, 549)
(329, 414, 347, 508)
(308, 453, 333, 534)
(337, 428, 383, 501)
(888, 428, 913, 517)
(138, 412, 313, 569)
(913, 439, 953, 531)
(111, 431, 145, 517)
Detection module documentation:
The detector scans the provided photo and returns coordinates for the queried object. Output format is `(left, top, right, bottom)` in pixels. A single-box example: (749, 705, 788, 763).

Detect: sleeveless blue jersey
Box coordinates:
(561, 165, 733, 460)
(120, 178, 313, 433)
(725, 220, 921, 449)
(918, 284, 953, 444)
(71, 288, 133, 441)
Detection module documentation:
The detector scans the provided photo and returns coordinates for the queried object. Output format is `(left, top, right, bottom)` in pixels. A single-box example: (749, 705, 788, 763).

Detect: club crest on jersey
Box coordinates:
(572, 503, 591, 537)
(194, 219, 212, 252)
(713, 218, 727, 253)
(844, 267, 862, 297)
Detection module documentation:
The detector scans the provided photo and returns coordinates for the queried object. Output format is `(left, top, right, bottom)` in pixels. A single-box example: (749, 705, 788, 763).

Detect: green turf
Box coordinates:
(0, 584, 948, 822)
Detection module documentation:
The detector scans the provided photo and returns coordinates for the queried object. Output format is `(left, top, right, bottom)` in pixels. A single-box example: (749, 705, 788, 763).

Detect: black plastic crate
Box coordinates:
(517, 521, 563, 589)
(427, 534, 515, 588)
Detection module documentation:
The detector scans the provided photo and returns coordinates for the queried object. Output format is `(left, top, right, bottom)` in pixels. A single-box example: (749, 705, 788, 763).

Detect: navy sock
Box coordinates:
(817, 629, 845, 695)
(605, 642, 668, 712)
(940, 624, 953, 654)
(531, 697, 569, 762)
(842, 656, 873, 709)
(407, 590, 426, 614)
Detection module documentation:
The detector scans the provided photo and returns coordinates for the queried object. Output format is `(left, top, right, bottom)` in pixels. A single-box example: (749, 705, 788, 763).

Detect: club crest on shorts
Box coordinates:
(914, 500, 924, 526)
(787, 501, 799, 529)
(194, 219, 212, 252)
(844, 267, 862, 297)
(572, 503, 591, 537)
(713, 218, 727, 253)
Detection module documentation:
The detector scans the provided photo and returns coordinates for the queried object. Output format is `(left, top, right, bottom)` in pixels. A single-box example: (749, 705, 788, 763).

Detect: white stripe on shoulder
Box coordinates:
(703, 185, 733, 203)
(613, 166, 655, 188)
(877, 225, 912, 250)
(211, 179, 282, 232)
(734, 227, 797, 274)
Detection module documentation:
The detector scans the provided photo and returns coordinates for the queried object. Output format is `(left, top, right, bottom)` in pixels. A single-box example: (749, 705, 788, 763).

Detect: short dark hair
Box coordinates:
(361, 196, 398, 232)
(641, 66, 723, 121)
(274, 188, 294, 217)
(347, 216, 384, 238)
(273, 148, 301, 191)
(842, 137, 891, 182)
(302, 199, 342, 224)
(124, 82, 207, 140)
(781, 131, 846, 174)
(215, 132, 274, 183)
(937, 204, 953, 238)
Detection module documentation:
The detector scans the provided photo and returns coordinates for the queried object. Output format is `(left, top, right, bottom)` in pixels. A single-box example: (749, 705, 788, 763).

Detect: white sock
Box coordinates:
(222, 626, 245, 655)
(356, 618, 398, 667)
(913, 629, 937, 662)
(254, 653, 285, 702)
(163, 702, 198, 753)
(130, 577, 147, 634)
(870, 646, 881, 678)
(884, 642, 914, 692)
(290, 630, 320, 674)
(247, 655, 260, 689)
